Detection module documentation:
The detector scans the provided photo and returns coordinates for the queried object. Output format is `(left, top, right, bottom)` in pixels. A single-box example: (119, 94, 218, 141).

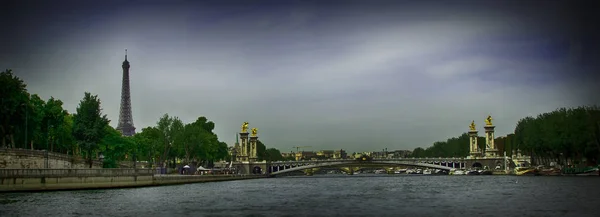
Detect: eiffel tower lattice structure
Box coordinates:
(116, 49, 136, 136)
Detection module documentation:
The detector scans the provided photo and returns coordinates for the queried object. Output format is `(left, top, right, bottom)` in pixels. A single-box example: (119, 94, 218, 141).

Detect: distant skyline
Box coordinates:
(2, 0, 599, 153)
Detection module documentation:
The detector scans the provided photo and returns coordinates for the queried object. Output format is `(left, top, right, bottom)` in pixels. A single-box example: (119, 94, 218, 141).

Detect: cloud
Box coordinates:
(3, 1, 597, 153)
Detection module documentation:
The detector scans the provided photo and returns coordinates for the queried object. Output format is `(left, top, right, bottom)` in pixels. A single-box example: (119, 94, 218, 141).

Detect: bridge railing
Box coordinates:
(270, 157, 470, 164)
(0, 168, 154, 178)
(0, 148, 132, 168)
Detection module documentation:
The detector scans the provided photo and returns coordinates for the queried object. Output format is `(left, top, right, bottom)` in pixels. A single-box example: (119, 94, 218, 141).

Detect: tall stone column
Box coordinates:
(240, 132, 249, 162)
(234, 134, 241, 162)
(484, 115, 498, 157)
(469, 131, 479, 158)
(249, 136, 258, 162)
(484, 125, 498, 157)
(468, 121, 480, 159)
(248, 127, 259, 162)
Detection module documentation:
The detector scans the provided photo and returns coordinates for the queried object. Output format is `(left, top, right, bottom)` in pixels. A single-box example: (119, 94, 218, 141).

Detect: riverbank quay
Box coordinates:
(0, 169, 266, 193)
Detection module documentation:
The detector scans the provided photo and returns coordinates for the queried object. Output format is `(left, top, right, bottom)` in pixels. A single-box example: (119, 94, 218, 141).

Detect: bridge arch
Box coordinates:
(269, 160, 454, 176)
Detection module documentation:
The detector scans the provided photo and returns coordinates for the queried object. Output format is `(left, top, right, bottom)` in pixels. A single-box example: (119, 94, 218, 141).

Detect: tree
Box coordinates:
(26, 94, 47, 150)
(156, 114, 183, 167)
(265, 148, 284, 161)
(56, 114, 76, 154)
(99, 126, 137, 168)
(133, 127, 162, 167)
(512, 106, 600, 166)
(42, 97, 68, 152)
(0, 69, 29, 148)
(256, 140, 267, 161)
(72, 92, 110, 168)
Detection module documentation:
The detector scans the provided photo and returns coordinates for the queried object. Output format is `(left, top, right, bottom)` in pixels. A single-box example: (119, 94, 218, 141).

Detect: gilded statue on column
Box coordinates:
(251, 128, 258, 137)
(469, 120, 476, 131)
(485, 115, 493, 126)
(241, 122, 249, 133)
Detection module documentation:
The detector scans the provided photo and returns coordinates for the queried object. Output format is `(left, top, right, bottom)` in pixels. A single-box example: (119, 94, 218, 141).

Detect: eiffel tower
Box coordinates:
(116, 49, 136, 136)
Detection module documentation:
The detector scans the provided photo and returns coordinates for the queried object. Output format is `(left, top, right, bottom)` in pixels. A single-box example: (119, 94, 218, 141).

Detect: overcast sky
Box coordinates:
(2, 0, 599, 153)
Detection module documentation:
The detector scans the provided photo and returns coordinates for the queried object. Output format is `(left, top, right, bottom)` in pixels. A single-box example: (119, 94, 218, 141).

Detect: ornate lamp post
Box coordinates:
(45, 123, 52, 168)
(99, 152, 105, 168)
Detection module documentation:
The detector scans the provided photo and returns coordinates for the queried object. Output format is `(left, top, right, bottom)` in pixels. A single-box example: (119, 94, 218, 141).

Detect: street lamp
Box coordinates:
(133, 147, 137, 169)
(21, 99, 29, 149)
(99, 152, 105, 167)
(45, 123, 52, 168)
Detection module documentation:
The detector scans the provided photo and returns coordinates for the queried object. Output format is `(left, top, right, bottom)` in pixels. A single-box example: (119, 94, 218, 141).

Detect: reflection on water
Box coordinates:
(1, 175, 598, 217)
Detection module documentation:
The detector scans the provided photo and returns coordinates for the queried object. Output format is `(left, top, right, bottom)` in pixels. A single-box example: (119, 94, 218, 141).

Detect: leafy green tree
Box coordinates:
(0, 69, 29, 148)
(264, 148, 284, 161)
(133, 127, 162, 167)
(513, 106, 600, 166)
(26, 94, 46, 150)
(56, 114, 76, 155)
(72, 92, 110, 168)
(156, 114, 183, 167)
(42, 97, 68, 152)
(256, 139, 267, 161)
(99, 126, 138, 168)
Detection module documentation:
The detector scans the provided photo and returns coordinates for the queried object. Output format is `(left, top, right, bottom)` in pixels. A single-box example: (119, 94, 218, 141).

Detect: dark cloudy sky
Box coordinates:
(2, 0, 599, 153)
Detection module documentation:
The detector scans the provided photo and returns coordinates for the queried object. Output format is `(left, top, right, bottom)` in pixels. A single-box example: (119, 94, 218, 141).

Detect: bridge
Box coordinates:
(269, 158, 455, 176)
(230, 118, 515, 175)
(232, 156, 509, 175)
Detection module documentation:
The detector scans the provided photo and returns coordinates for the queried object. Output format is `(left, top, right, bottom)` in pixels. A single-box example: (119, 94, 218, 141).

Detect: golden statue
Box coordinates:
(251, 128, 258, 137)
(241, 122, 249, 133)
(485, 115, 493, 126)
(469, 120, 476, 131)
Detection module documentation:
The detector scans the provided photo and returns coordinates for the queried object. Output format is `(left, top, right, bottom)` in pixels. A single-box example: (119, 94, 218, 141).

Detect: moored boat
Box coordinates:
(563, 166, 599, 176)
(479, 170, 493, 175)
(538, 168, 562, 176)
(451, 169, 466, 175)
(514, 167, 537, 176)
(467, 170, 480, 175)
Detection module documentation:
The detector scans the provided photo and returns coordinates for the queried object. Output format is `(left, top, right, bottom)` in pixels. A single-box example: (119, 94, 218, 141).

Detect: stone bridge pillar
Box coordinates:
(239, 132, 249, 161)
(249, 136, 258, 162)
(469, 129, 480, 158)
(485, 125, 498, 157)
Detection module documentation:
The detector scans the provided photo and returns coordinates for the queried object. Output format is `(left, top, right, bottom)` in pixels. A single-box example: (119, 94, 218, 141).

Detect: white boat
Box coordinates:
(423, 169, 432, 175)
(452, 170, 466, 175)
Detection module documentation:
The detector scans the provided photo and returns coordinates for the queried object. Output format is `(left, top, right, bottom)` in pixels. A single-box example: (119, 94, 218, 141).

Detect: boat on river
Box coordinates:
(562, 166, 599, 176)
(514, 167, 537, 176)
(450, 169, 466, 175)
(479, 170, 493, 175)
(537, 168, 562, 176)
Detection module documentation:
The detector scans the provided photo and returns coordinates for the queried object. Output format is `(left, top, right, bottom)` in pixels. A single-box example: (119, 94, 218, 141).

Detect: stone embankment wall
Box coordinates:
(0, 168, 264, 192)
(0, 148, 103, 169)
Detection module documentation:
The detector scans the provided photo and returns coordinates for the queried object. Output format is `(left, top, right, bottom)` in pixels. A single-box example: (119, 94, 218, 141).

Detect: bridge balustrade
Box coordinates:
(0, 168, 154, 178)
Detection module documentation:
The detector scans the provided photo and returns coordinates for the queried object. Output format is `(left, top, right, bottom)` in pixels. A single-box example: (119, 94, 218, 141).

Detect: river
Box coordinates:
(1, 174, 598, 217)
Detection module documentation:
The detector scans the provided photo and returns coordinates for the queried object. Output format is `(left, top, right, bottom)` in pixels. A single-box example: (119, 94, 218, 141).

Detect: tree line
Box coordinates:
(1, 69, 287, 168)
(410, 106, 600, 166)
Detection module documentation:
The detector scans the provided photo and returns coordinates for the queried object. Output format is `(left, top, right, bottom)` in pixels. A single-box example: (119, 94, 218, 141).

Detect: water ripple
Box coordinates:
(0, 175, 599, 217)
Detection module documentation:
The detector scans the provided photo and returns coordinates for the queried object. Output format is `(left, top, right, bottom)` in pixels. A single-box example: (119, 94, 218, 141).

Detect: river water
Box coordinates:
(0, 174, 598, 217)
